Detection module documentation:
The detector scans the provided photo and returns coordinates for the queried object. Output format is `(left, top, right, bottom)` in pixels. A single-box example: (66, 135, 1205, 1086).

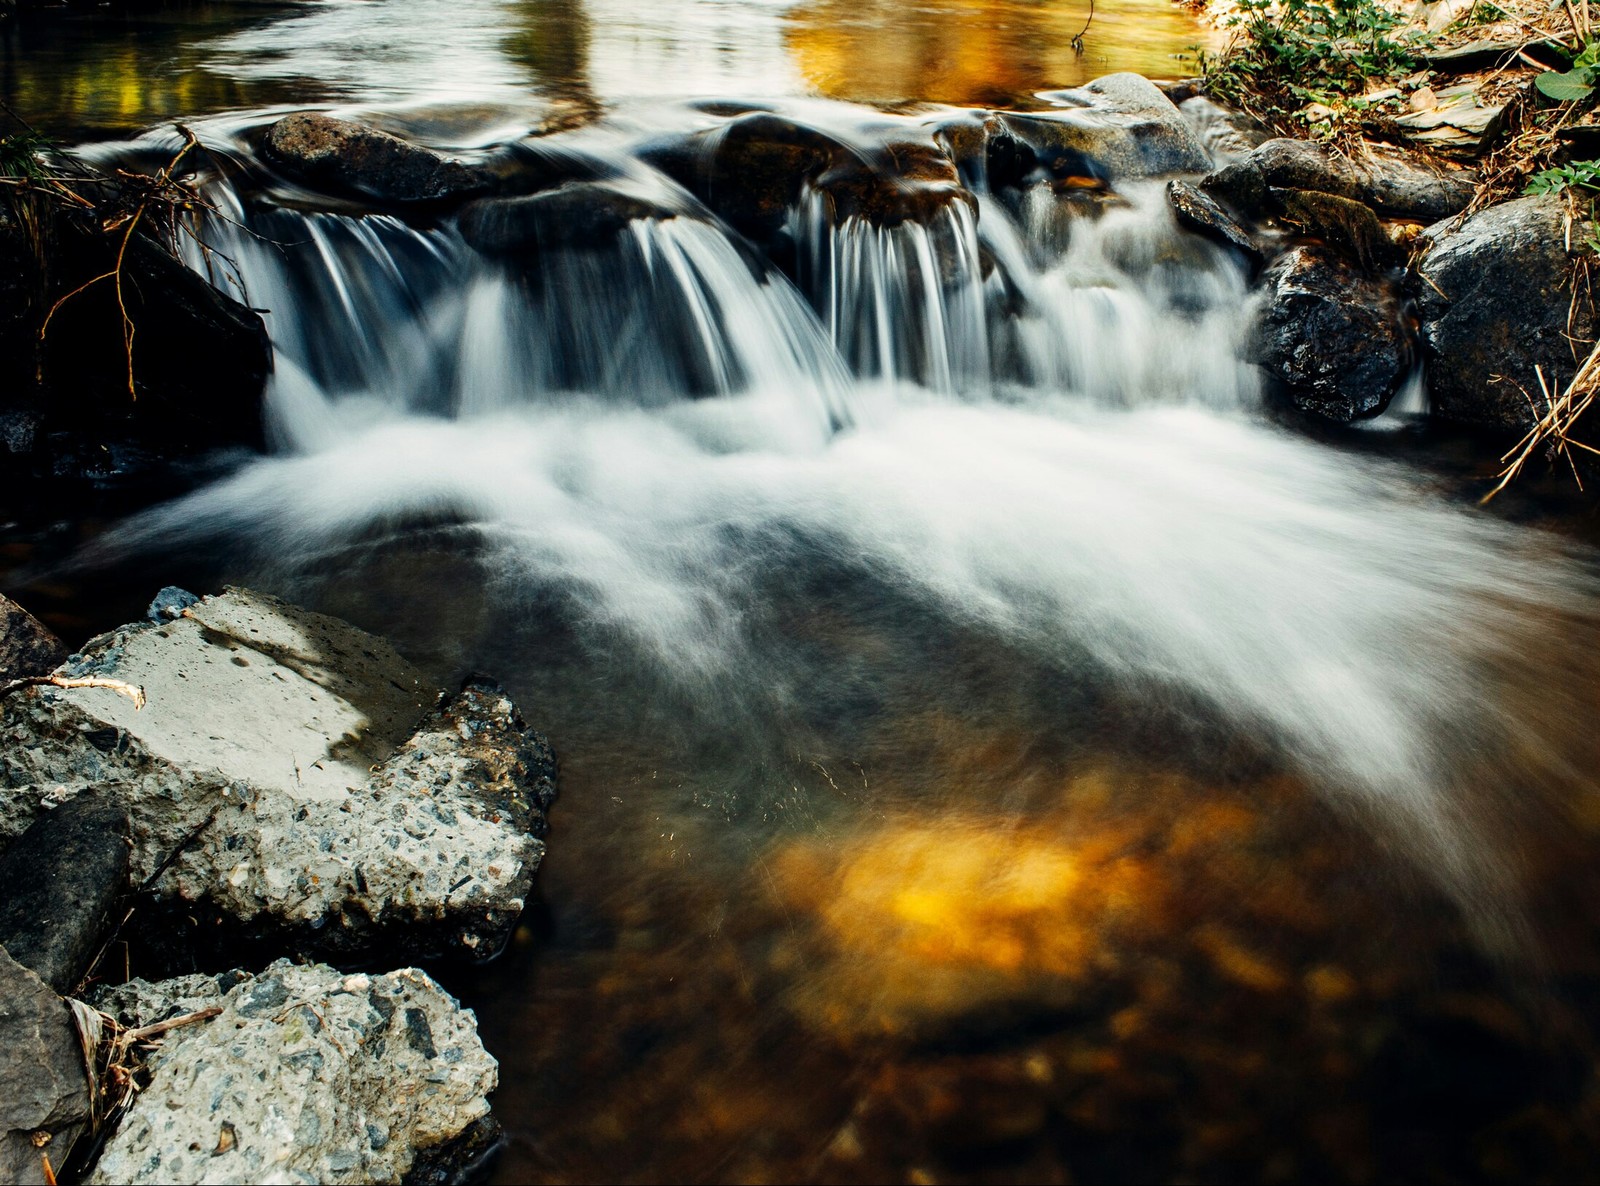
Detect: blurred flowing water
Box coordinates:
(8, 2, 1600, 1181)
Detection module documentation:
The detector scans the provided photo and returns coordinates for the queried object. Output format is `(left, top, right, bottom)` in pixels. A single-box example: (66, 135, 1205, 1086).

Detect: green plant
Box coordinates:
(0, 130, 53, 182)
(1523, 159, 1600, 195)
(1535, 41, 1600, 102)
(1221, 0, 1423, 95)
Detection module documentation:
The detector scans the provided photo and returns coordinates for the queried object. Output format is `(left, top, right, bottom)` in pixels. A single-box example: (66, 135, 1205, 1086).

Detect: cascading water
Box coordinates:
(115, 112, 1594, 940)
(32, 67, 1600, 1186)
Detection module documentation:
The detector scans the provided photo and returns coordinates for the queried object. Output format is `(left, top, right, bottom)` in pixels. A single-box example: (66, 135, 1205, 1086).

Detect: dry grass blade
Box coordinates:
(1482, 340, 1600, 500)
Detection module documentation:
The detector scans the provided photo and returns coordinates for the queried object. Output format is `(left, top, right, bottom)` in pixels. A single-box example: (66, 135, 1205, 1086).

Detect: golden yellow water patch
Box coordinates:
(773, 805, 1164, 1036)
(784, 0, 1218, 108)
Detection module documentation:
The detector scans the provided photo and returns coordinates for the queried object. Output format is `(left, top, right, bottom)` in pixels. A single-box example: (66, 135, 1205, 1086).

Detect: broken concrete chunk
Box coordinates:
(87, 960, 499, 1186)
(1, 588, 555, 963)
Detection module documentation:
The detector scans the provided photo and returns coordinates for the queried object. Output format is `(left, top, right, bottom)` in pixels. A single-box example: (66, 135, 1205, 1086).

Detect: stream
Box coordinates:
(5, 2, 1600, 1182)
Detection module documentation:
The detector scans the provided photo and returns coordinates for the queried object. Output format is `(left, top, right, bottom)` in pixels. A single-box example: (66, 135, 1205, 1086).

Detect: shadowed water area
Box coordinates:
(7, 2, 1600, 1183)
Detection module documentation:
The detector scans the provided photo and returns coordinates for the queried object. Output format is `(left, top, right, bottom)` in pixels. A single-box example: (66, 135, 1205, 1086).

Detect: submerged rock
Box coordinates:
(1417, 195, 1598, 429)
(0, 794, 130, 994)
(264, 112, 494, 205)
(0, 588, 556, 964)
(459, 181, 684, 254)
(88, 960, 499, 1185)
(0, 947, 91, 1186)
(1250, 246, 1411, 421)
(1, 593, 66, 683)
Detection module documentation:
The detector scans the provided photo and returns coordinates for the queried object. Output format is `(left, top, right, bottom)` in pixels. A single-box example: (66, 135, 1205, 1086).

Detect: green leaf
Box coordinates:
(1536, 69, 1596, 101)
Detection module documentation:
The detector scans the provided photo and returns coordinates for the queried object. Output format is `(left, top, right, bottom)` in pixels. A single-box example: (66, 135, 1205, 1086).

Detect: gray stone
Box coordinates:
(1204, 138, 1475, 223)
(1, 593, 66, 683)
(0, 795, 130, 994)
(1008, 72, 1212, 181)
(1250, 246, 1412, 422)
(87, 960, 498, 1186)
(0, 946, 91, 1186)
(264, 113, 494, 206)
(1418, 195, 1597, 429)
(0, 589, 554, 963)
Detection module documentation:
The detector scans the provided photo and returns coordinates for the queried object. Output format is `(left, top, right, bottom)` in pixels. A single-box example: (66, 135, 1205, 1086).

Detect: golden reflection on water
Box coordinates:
(785, 0, 1214, 107)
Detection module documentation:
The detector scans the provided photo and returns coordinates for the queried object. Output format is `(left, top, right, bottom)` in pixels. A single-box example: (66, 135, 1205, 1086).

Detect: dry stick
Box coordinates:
(0, 674, 146, 709)
(1482, 339, 1600, 500)
(34, 132, 200, 398)
(1072, 0, 1095, 52)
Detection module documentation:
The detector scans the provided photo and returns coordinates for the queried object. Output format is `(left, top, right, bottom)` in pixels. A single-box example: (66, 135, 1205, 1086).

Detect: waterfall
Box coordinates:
(104, 110, 1600, 939)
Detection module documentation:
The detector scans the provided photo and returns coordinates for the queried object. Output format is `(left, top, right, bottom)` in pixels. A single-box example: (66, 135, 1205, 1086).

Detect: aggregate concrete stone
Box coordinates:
(0, 588, 555, 962)
(88, 960, 498, 1185)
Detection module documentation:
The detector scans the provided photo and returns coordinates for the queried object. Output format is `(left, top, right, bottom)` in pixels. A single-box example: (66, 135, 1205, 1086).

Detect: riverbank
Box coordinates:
(1185, 0, 1600, 492)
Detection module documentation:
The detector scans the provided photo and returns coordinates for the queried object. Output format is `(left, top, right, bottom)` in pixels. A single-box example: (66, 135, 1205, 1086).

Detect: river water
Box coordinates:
(7, 2, 1600, 1182)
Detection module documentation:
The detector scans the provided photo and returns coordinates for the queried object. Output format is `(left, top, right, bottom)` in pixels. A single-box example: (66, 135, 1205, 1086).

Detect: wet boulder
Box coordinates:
(1, 593, 66, 683)
(0, 795, 130, 995)
(264, 112, 494, 205)
(1273, 189, 1399, 273)
(0, 588, 556, 964)
(1005, 73, 1211, 183)
(1166, 180, 1263, 267)
(1250, 246, 1412, 421)
(88, 960, 498, 1185)
(1204, 138, 1475, 223)
(643, 112, 842, 242)
(814, 135, 976, 228)
(1417, 195, 1597, 429)
(0, 947, 91, 1186)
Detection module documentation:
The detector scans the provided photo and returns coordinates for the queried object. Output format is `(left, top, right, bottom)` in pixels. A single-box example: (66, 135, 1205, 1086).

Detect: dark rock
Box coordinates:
(0, 946, 91, 1185)
(459, 182, 683, 255)
(1418, 194, 1597, 429)
(1250, 246, 1412, 421)
(1273, 189, 1398, 273)
(1205, 138, 1359, 214)
(814, 136, 975, 228)
(1204, 138, 1474, 223)
(264, 112, 494, 206)
(1016, 72, 1213, 180)
(1, 594, 66, 683)
(0, 795, 131, 994)
(643, 112, 841, 242)
(646, 115, 973, 240)
(1167, 180, 1263, 267)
